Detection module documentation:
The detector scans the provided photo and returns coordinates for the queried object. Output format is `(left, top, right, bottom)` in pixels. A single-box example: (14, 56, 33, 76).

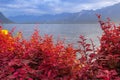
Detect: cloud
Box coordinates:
(53, 0, 120, 13)
(68, 0, 120, 13)
(0, 0, 46, 16)
(0, 0, 120, 17)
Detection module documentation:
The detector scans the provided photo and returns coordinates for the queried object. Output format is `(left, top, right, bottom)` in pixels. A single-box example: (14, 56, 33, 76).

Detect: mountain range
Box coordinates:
(1, 3, 120, 23)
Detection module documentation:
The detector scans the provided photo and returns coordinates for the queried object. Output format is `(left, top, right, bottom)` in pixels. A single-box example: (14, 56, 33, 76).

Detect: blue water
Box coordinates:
(2, 24, 102, 47)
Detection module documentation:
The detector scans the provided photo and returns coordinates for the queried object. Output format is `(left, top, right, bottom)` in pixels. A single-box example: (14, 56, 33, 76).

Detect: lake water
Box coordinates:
(2, 24, 102, 47)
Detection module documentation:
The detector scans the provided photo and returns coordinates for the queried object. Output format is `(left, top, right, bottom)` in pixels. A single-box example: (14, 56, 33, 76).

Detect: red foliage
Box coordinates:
(95, 15, 120, 79)
(1, 15, 120, 79)
(0, 28, 81, 79)
(77, 15, 120, 79)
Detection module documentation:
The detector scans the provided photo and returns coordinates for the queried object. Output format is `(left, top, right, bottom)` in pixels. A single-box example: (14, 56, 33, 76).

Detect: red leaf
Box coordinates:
(89, 53, 96, 58)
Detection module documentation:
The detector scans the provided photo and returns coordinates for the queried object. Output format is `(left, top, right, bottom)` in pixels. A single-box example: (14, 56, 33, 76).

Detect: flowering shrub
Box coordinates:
(0, 15, 120, 79)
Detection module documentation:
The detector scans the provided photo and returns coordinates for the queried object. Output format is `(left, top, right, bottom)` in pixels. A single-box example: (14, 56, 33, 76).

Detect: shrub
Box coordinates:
(95, 15, 120, 79)
(77, 15, 120, 80)
(1, 15, 120, 79)
(0, 28, 82, 80)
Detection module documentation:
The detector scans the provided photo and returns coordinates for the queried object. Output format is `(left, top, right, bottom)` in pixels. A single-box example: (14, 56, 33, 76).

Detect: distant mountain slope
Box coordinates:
(96, 3, 120, 22)
(0, 12, 13, 23)
(9, 2, 120, 24)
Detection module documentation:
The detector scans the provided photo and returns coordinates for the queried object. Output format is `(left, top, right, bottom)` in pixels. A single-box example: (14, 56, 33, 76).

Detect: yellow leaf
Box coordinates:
(1, 29, 8, 35)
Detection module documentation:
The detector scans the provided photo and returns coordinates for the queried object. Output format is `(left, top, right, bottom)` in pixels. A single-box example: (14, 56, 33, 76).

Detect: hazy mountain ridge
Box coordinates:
(1, 2, 120, 24)
(0, 12, 13, 23)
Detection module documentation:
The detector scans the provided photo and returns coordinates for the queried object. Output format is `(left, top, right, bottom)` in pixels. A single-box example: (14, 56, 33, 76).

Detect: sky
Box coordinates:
(1, 0, 120, 17)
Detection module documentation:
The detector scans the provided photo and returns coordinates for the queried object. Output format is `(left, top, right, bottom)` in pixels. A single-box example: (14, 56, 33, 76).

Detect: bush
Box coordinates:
(0, 28, 82, 80)
(0, 15, 120, 79)
(94, 15, 120, 79)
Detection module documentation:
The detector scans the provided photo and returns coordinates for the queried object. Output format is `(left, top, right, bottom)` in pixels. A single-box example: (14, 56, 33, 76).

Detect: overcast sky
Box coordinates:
(0, 0, 120, 17)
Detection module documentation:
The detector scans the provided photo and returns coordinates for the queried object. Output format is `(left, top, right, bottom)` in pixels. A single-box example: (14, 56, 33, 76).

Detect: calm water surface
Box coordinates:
(3, 24, 102, 47)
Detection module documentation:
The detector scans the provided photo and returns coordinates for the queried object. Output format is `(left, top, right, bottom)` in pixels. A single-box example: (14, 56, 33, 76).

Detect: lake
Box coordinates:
(2, 24, 102, 47)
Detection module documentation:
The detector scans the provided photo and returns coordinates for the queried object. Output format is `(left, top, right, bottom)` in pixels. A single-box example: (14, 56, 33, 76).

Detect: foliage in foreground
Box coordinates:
(0, 16, 120, 80)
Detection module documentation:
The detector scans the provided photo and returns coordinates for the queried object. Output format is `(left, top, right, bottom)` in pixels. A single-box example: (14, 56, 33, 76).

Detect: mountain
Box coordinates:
(95, 3, 120, 22)
(9, 13, 77, 23)
(8, 3, 120, 24)
(0, 12, 13, 23)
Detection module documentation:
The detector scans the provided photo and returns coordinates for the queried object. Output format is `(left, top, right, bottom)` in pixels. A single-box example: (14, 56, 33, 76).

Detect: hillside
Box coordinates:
(0, 12, 13, 23)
